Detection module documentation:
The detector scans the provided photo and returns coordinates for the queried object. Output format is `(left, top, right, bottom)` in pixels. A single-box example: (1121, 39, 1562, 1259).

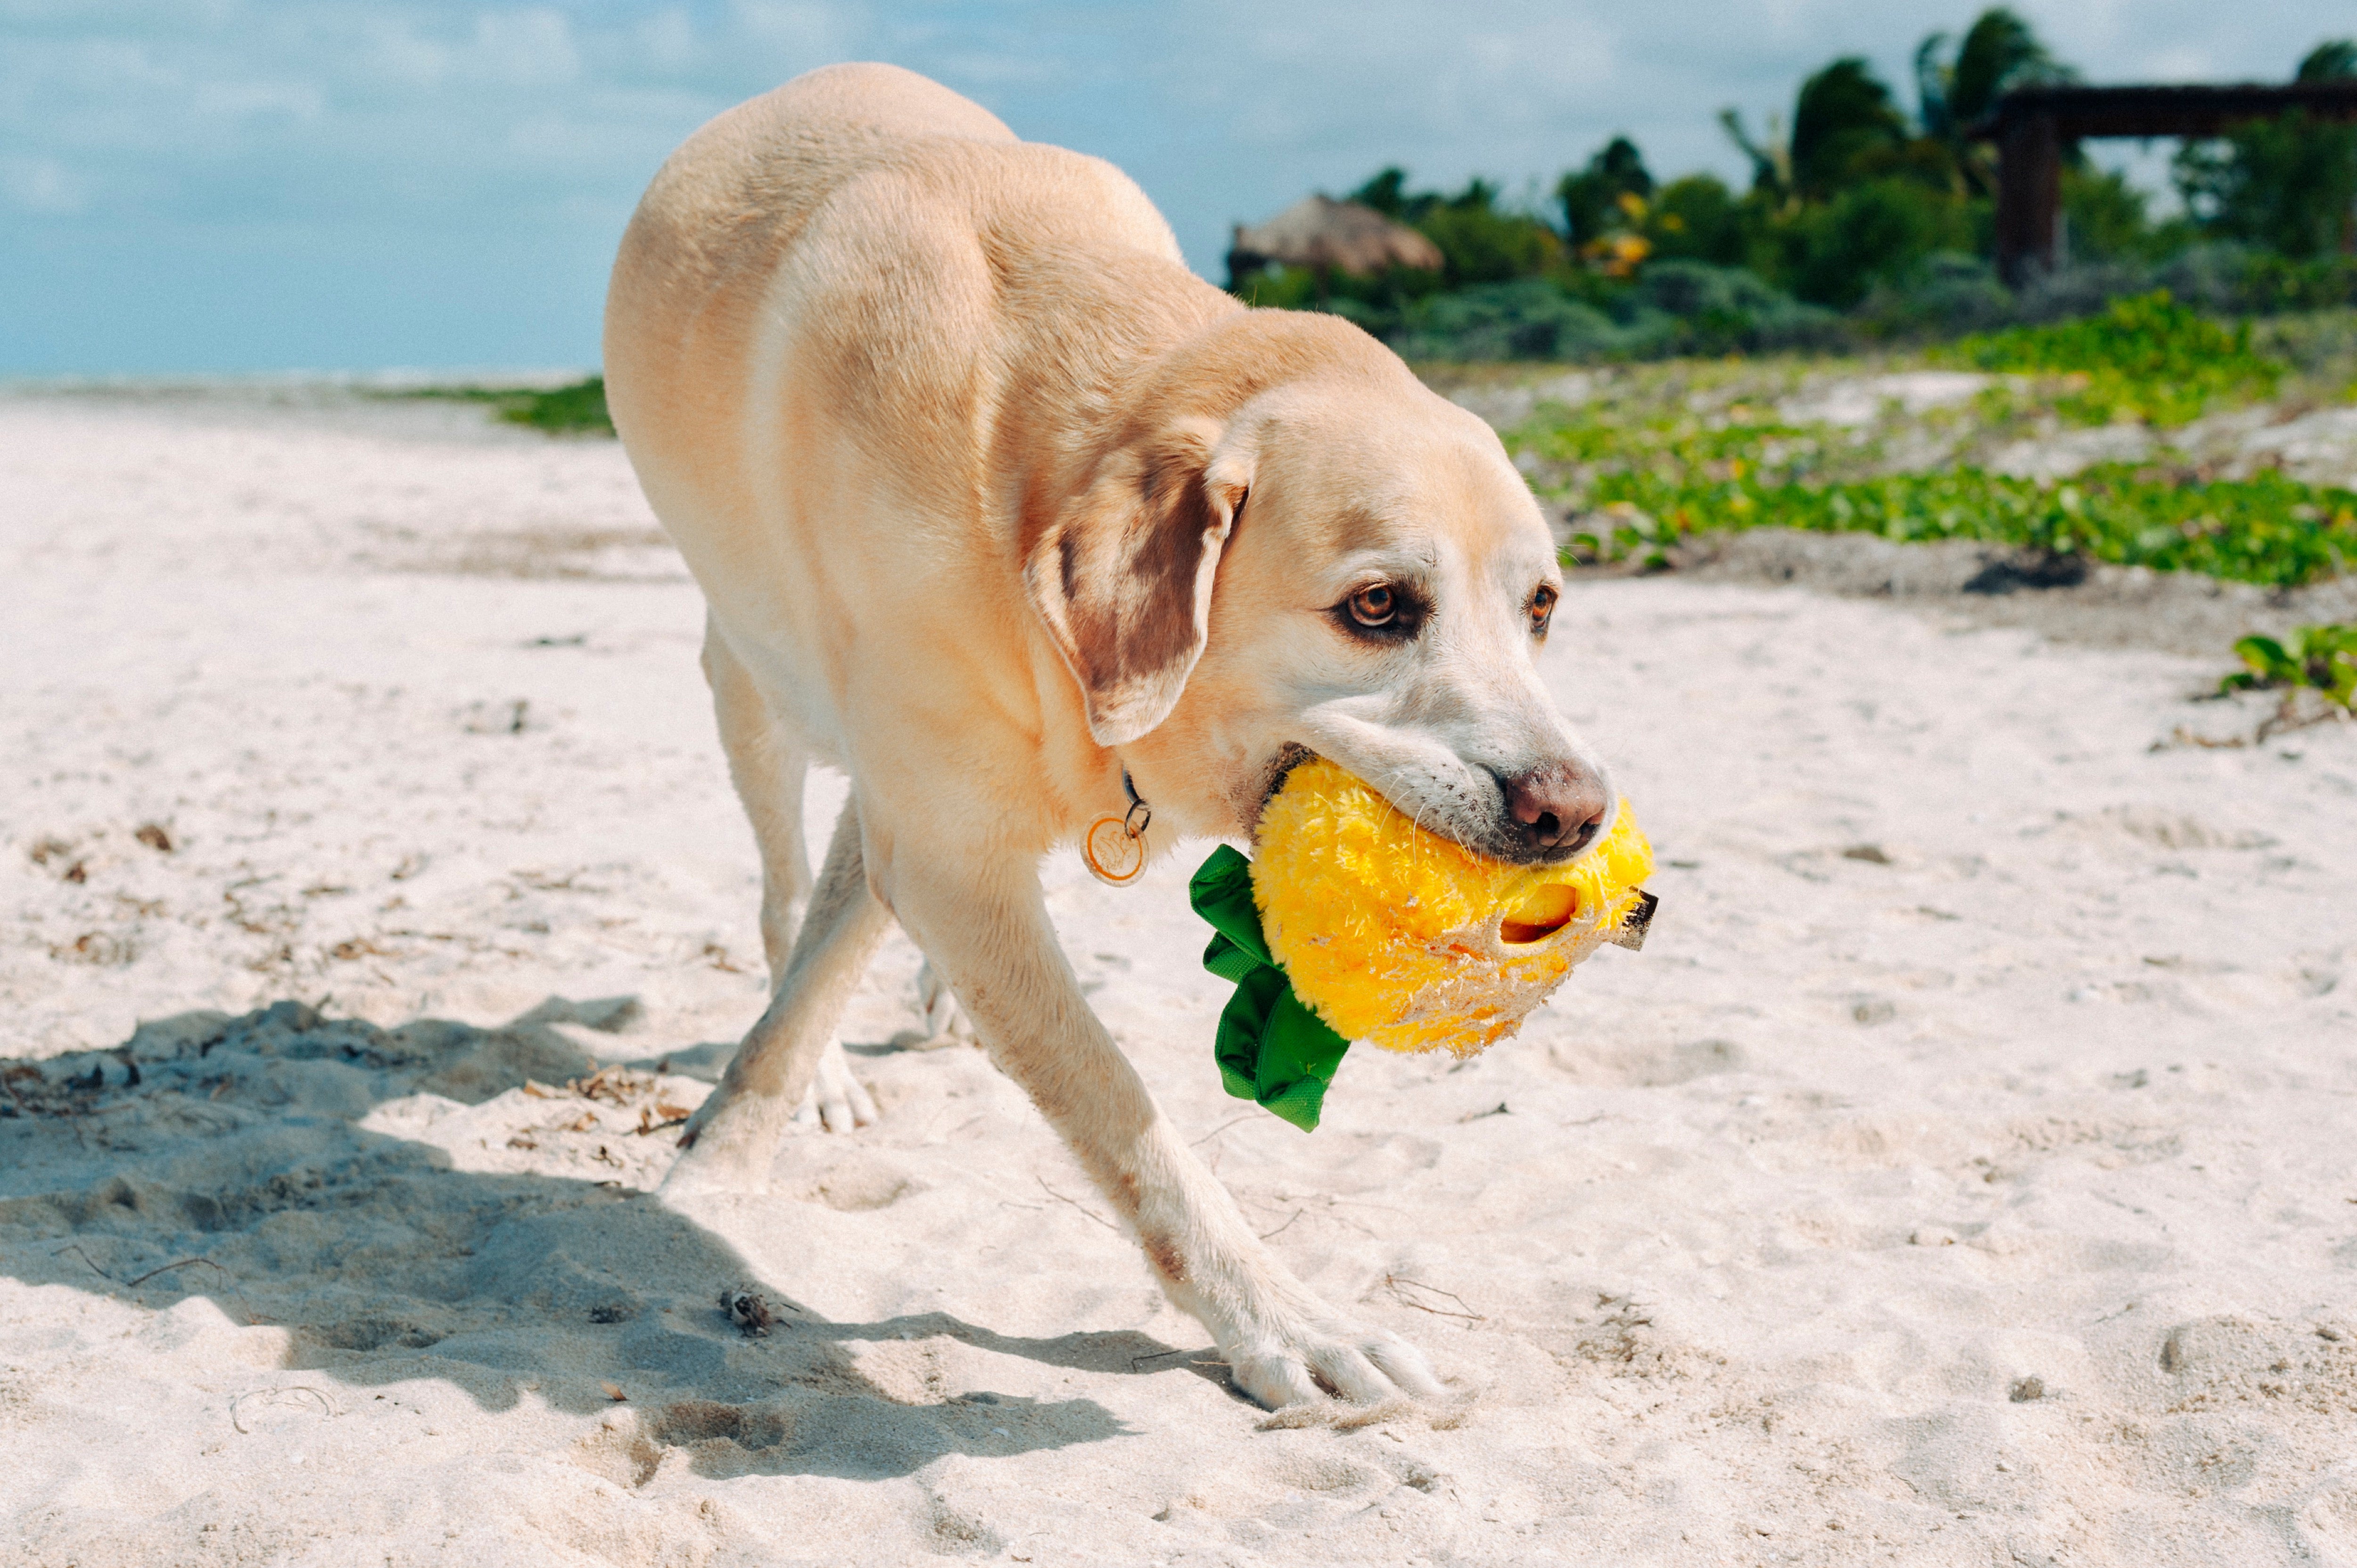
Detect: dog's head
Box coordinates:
(1024, 312, 1611, 864)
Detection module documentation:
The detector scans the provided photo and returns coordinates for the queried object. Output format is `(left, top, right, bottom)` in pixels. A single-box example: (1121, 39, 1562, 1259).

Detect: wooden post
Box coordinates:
(1972, 83, 2357, 282)
(1994, 109, 2062, 287)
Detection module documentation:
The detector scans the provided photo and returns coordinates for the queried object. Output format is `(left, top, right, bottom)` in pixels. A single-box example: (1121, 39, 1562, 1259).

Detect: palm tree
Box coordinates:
(1717, 107, 1790, 204)
(1916, 9, 2076, 193)
(1789, 58, 1910, 202)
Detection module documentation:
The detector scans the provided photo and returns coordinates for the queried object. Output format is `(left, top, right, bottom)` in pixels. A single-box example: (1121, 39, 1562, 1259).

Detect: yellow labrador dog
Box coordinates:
(604, 63, 1613, 1408)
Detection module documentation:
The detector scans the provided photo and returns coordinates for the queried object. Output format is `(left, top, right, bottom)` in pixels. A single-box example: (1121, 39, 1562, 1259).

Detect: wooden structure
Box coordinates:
(1227, 196, 1444, 281)
(1973, 82, 2357, 284)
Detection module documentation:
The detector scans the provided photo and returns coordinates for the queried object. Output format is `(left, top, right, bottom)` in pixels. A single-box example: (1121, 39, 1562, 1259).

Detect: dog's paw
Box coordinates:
(791, 1039, 877, 1133)
(660, 1134, 771, 1197)
(662, 1090, 790, 1196)
(1224, 1316, 1445, 1410)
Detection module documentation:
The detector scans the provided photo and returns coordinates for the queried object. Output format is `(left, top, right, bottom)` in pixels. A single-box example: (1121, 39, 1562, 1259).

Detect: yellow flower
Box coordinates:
(1251, 758, 1653, 1056)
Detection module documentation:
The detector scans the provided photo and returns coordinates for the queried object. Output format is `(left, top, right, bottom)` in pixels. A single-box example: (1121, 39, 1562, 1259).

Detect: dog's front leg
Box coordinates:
(894, 855, 1445, 1410)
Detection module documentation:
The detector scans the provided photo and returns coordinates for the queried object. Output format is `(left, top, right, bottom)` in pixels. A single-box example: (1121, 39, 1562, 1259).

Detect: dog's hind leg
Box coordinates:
(665, 796, 893, 1192)
(703, 618, 813, 978)
(914, 958, 975, 1044)
(700, 618, 878, 1133)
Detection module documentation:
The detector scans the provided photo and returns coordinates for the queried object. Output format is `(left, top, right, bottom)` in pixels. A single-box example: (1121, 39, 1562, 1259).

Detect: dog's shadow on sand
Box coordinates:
(0, 1001, 1214, 1482)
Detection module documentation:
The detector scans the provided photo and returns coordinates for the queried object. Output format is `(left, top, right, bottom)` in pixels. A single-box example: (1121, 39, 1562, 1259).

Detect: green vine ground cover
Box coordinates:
(1568, 462, 2356, 589)
(398, 376, 611, 435)
(1503, 299, 2357, 590)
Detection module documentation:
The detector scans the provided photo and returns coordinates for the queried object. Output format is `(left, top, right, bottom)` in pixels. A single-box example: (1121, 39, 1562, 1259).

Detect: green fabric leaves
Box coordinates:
(1188, 845, 1352, 1133)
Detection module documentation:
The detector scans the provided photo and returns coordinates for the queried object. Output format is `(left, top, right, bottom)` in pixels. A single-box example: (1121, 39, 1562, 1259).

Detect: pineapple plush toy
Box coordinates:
(1191, 757, 1656, 1130)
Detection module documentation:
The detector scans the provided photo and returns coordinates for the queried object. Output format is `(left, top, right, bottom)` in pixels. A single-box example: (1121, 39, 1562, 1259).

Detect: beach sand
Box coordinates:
(5, 386, 2356, 1566)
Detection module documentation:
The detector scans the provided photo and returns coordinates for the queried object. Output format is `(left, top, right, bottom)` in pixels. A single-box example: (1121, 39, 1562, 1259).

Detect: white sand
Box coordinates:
(5, 386, 2356, 1567)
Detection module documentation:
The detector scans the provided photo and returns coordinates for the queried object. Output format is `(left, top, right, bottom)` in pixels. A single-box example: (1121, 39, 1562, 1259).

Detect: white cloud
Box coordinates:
(728, 0, 864, 58)
(2, 154, 88, 213)
(191, 80, 326, 123)
(2137, 44, 2226, 83)
(634, 8, 700, 73)
(359, 17, 455, 90)
(467, 8, 581, 87)
(5, 0, 2353, 369)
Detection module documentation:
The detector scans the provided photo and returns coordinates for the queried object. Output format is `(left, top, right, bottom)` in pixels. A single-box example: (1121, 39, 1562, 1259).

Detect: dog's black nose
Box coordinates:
(1502, 763, 1609, 855)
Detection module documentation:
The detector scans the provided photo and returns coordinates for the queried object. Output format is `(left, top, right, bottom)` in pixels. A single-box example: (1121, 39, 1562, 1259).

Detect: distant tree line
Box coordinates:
(1230, 10, 2357, 356)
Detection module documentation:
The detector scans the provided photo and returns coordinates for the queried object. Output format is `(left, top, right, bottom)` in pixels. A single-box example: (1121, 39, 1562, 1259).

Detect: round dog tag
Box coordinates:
(1082, 814, 1146, 886)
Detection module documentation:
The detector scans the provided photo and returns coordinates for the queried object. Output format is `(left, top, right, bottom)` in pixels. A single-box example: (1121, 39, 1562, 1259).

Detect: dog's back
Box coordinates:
(604, 63, 1185, 496)
(607, 63, 1018, 374)
(604, 64, 1203, 754)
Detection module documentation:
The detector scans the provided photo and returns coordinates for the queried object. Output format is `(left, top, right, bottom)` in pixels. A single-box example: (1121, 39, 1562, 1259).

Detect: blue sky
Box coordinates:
(4, 0, 2349, 375)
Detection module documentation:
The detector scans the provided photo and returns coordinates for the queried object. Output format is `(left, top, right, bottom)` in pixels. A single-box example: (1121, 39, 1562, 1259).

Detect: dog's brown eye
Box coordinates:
(1530, 585, 1558, 636)
(1349, 586, 1397, 627)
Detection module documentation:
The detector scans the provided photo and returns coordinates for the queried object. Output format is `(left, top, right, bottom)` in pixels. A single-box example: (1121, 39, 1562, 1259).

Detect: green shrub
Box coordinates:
(1855, 252, 2015, 337)
(1349, 172, 1568, 289)
(1937, 291, 2282, 425)
(2231, 253, 2357, 313)
(1559, 138, 1655, 248)
(1390, 281, 1621, 361)
(403, 376, 613, 436)
(1796, 179, 1973, 308)
(1632, 262, 1846, 353)
(1378, 267, 1841, 361)
(1413, 189, 1567, 286)
(2060, 167, 2154, 263)
(501, 377, 612, 435)
(1642, 174, 1749, 267)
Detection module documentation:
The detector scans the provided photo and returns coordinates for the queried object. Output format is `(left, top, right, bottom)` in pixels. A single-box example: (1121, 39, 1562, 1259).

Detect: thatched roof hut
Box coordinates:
(1227, 195, 1445, 278)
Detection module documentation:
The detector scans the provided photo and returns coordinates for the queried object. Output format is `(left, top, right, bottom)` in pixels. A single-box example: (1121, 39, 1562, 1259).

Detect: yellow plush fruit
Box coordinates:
(1252, 758, 1653, 1056)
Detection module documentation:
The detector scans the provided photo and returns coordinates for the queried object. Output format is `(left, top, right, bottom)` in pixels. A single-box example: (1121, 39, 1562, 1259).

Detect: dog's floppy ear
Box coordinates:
(1025, 416, 1251, 746)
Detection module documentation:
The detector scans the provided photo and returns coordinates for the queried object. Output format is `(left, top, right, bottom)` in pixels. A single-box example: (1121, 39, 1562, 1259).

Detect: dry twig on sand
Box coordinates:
(1383, 1275, 1486, 1323)
(124, 1256, 230, 1289)
(58, 1244, 115, 1281)
(1034, 1175, 1119, 1232)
